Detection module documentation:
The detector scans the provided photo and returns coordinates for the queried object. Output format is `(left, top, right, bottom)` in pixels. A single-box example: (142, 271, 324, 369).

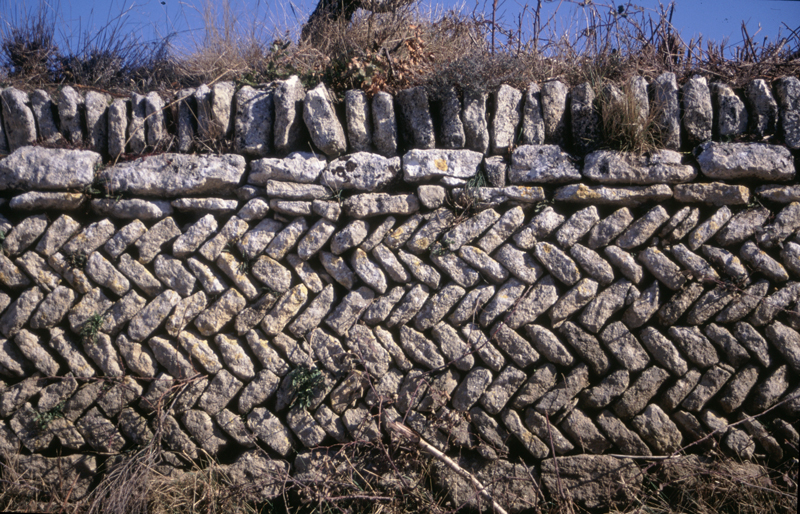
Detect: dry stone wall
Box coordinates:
(0, 73, 799, 509)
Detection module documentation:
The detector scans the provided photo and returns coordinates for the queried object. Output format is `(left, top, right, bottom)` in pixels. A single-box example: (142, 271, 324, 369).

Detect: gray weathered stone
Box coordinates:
(534, 242, 581, 286)
(91, 198, 172, 220)
(172, 198, 238, 214)
(746, 79, 779, 136)
(509, 145, 580, 183)
(259, 284, 308, 336)
(303, 83, 346, 157)
(631, 404, 682, 454)
(397, 87, 435, 149)
(59, 86, 84, 144)
(571, 243, 613, 286)
(37, 214, 81, 257)
(554, 183, 673, 206)
(325, 152, 401, 191)
(651, 72, 680, 149)
(757, 184, 800, 204)
(757, 201, 800, 248)
(248, 407, 295, 456)
(144, 92, 167, 147)
(561, 408, 612, 454)
(480, 272, 534, 325)
(542, 80, 568, 144)
(345, 89, 371, 152)
(462, 89, 489, 153)
(175, 88, 195, 152)
(764, 321, 800, 372)
(681, 76, 713, 145)
(84, 91, 110, 153)
(0, 147, 100, 191)
(696, 142, 794, 181)
(0, 286, 45, 338)
(371, 92, 398, 156)
(711, 83, 748, 137)
(29, 89, 62, 144)
(549, 278, 598, 328)
(100, 153, 245, 198)
(85, 251, 130, 296)
(343, 193, 420, 218)
(525, 324, 574, 367)
(682, 364, 734, 411)
(403, 148, 482, 182)
(234, 86, 273, 156)
(776, 76, 800, 149)
(0, 88, 36, 151)
(584, 150, 696, 184)
(556, 207, 598, 249)
(521, 83, 545, 144)
(492, 84, 522, 154)
(570, 82, 599, 154)
(250, 152, 325, 185)
(740, 241, 789, 282)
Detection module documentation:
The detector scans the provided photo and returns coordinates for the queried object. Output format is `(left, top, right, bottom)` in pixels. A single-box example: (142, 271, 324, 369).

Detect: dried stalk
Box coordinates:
(387, 420, 509, 514)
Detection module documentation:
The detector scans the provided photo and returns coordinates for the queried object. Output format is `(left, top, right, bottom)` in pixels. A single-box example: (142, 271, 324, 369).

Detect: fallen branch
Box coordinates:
(387, 421, 509, 514)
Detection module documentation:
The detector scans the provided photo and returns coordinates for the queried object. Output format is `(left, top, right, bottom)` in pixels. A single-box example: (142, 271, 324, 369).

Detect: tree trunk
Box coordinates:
(301, 0, 362, 43)
(301, 0, 416, 43)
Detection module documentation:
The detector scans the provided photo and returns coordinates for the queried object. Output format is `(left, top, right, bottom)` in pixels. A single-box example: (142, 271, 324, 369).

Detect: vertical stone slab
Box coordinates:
(144, 92, 167, 148)
(570, 82, 599, 154)
(745, 78, 778, 137)
(492, 84, 523, 155)
(651, 72, 680, 149)
(462, 88, 489, 154)
(372, 92, 398, 156)
(84, 91, 111, 155)
(681, 76, 712, 146)
(711, 83, 747, 139)
(194, 84, 213, 141)
(274, 75, 306, 154)
(30, 90, 62, 144)
(107, 99, 128, 158)
(437, 86, 465, 149)
(234, 86, 273, 157)
(303, 83, 346, 157)
(1, 88, 37, 151)
(128, 92, 147, 154)
(630, 75, 650, 130)
(397, 86, 435, 149)
(212, 81, 235, 138)
(0, 88, 8, 154)
(775, 76, 800, 149)
(346, 89, 372, 152)
(522, 83, 545, 145)
(176, 88, 196, 153)
(59, 85, 85, 145)
(542, 80, 568, 145)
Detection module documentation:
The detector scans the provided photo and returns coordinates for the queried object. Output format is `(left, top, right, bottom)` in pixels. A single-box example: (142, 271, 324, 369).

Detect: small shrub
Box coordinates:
(65, 250, 88, 269)
(80, 312, 106, 345)
(0, 0, 58, 81)
(33, 400, 65, 431)
(289, 365, 324, 409)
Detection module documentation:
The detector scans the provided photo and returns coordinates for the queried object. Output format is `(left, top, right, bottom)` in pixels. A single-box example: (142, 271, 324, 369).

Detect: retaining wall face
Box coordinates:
(0, 75, 799, 509)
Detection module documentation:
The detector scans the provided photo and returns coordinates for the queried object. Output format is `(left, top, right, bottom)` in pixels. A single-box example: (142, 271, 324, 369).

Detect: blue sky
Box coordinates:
(2, 0, 799, 55)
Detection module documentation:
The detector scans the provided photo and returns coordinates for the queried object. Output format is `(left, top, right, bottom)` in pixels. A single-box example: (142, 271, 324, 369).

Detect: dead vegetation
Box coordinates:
(1, 0, 798, 96)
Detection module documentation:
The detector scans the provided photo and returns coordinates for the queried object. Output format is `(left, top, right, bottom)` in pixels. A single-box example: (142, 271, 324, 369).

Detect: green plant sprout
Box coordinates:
(33, 400, 65, 431)
(289, 366, 324, 410)
(80, 312, 106, 344)
(65, 249, 88, 269)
